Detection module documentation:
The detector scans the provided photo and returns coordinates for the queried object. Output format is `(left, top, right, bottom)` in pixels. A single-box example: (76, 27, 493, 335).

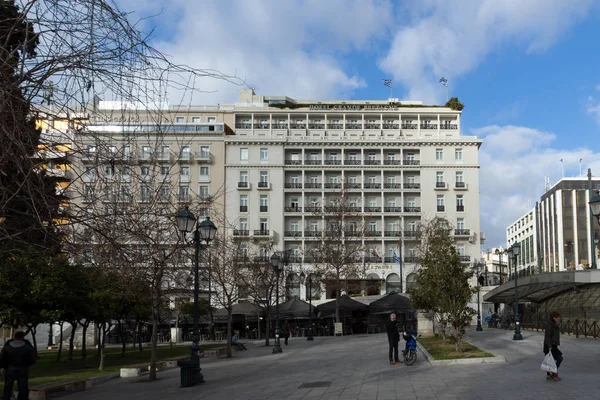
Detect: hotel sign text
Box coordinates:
(308, 104, 398, 111)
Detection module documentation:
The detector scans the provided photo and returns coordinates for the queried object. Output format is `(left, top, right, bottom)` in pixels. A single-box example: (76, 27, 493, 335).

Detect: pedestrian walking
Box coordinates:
(0, 330, 37, 400)
(386, 313, 401, 365)
(281, 322, 290, 345)
(544, 311, 563, 381)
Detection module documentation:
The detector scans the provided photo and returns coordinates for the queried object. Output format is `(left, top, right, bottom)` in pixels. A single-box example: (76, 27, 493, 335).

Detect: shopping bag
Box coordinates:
(541, 352, 557, 373)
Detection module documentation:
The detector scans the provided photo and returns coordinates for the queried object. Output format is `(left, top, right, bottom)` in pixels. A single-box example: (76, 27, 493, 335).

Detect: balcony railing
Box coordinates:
(238, 181, 249, 188)
(436, 182, 447, 188)
(441, 124, 458, 130)
(328, 124, 343, 129)
(384, 183, 402, 189)
(346, 124, 362, 129)
(290, 124, 306, 129)
(304, 230, 322, 237)
(403, 183, 421, 189)
(402, 124, 418, 129)
(347, 207, 362, 212)
(324, 183, 342, 189)
(304, 206, 321, 213)
(384, 231, 402, 237)
(455, 181, 466, 188)
(235, 123, 252, 129)
(364, 160, 381, 165)
(456, 205, 465, 212)
(253, 124, 270, 129)
(324, 159, 341, 165)
(304, 183, 322, 189)
(344, 230, 360, 237)
(285, 160, 302, 165)
(404, 256, 419, 263)
(284, 183, 302, 189)
(258, 181, 269, 188)
(437, 205, 445, 212)
(384, 257, 395, 263)
(254, 230, 270, 237)
(365, 207, 381, 212)
(239, 206, 248, 212)
(272, 124, 288, 129)
(364, 183, 381, 189)
(365, 257, 383, 263)
(403, 231, 420, 238)
(344, 160, 361, 165)
(259, 206, 268, 212)
(404, 206, 421, 212)
(365, 124, 380, 129)
(233, 230, 249, 236)
(253, 256, 270, 263)
(383, 124, 399, 129)
(403, 160, 420, 165)
(460, 255, 471, 262)
(420, 124, 437, 129)
(284, 231, 302, 238)
(383, 160, 401, 165)
(365, 231, 382, 237)
(455, 229, 470, 236)
(309, 124, 325, 129)
(284, 206, 302, 212)
(384, 207, 403, 212)
(344, 183, 362, 189)
(305, 160, 322, 165)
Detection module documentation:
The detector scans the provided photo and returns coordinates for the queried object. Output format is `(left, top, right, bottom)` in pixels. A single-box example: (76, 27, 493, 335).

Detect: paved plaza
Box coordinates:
(63, 327, 600, 400)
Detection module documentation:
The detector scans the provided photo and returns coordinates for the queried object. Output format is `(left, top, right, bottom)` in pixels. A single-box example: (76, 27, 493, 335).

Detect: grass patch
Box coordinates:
(0, 343, 225, 390)
(419, 335, 494, 360)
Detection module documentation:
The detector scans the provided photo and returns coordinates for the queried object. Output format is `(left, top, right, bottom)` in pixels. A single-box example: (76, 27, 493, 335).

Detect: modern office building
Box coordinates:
(225, 89, 483, 299)
(506, 207, 539, 277)
(539, 177, 600, 272)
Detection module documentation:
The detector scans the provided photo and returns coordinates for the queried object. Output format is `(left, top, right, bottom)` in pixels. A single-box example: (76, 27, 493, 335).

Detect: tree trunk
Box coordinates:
(67, 321, 77, 362)
(148, 315, 158, 381)
(226, 311, 233, 358)
(335, 288, 340, 323)
(132, 319, 138, 349)
(56, 322, 64, 363)
(138, 321, 143, 352)
(98, 324, 106, 371)
(80, 321, 89, 367)
(264, 313, 270, 346)
(28, 325, 38, 349)
(119, 320, 126, 357)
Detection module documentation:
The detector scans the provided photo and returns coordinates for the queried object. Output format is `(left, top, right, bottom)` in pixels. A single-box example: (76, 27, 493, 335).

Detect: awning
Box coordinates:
(483, 270, 600, 304)
(315, 295, 369, 314)
(213, 302, 261, 317)
(369, 292, 413, 313)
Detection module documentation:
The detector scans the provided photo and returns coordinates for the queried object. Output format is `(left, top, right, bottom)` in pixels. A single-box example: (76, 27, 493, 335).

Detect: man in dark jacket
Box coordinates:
(544, 311, 562, 381)
(0, 330, 37, 400)
(386, 313, 401, 365)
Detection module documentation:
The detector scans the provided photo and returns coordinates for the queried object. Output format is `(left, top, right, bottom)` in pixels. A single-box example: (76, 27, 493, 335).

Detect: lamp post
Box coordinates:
(507, 243, 523, 341)
(474, 262, 484, 332)
(495, 248, 506, 285)
(589, 191, 600, 269)
(300, 270, 321, 341)
(176, 208, 217, 384)
(270, 252, 283, 354)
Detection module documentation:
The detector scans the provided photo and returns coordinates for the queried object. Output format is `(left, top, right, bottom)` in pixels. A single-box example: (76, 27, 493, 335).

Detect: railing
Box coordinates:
(455, 229, 470, 235)
(365, 124, 380, 129)
(324, 159, 341, 165)
(365, 257, 383, 263)
(233, 230, 249, 236)
(290, 124, 306, 129)
(272, 124, 288, 129)
(328, 124, 343, 129)
(364, 160, 381, 165)
(253, 124, 270, 129)
(284, 231, 302, 238)
(346, 207, 361, 212)
(403, 160, 420, 165)
(344, 160, 361, 165)
(304, 230, 322, 237)
(305, 160, 322, 165)
(235, 123, 252, 129)
(239, 206, 248, 212)
(520, 315, 600, 339)
(404, 256, 419, 263)
(437, 205, 445, 212)
(384, 231, 402, 237)
(441, 124, 458, 130)
(401, 124, 418, 129)
(284, 207, 302, 212)
(254, 230, 270, 236)
(455, 181, 466, 188)
(457, 205, 465, 212)
(346, 124, 362, 129)
(403, 231, 420, 238)
(403, 183, 421, 189)
(404, 206, 421, 212)
(364, 183, 381, 189)
(365, 231, 382, 237)
(238, 181, 249, 188)
(364, 207, 381, 212)
(324, 183, 342, 189)
(304, 206, 321, 213)
(285, 160, 302, 165)
(436, 182, 446, 188)
(309, 124, 325, 129)
(304, 183, 322, 189)
(284, 183, 302, 188)
(384, 256, 395, 263)
(459, 255, 471, 262)
(384, 183, 402, 189)
(258, 181, 269, 188)
(383, 160, 401, 165)
(420, 124, 438, 129)
(383, 124, 399, 129)
(384, 207, 402, 212)
(259, 206, 268, 212)
(344, 183, 362, 189)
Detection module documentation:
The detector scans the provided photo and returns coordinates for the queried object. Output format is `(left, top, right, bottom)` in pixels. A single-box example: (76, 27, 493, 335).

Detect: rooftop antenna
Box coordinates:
(545, 176, 550, 192)
(560, 159, 564, 179)
(580, 158, 583, 177)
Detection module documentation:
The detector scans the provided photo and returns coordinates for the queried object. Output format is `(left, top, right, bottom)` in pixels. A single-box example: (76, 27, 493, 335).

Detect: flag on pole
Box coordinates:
(392, 249, 401, 264)
(439, 77, 448, 87)
(382, 79, 392, 88)
(371, 248, 382, 263)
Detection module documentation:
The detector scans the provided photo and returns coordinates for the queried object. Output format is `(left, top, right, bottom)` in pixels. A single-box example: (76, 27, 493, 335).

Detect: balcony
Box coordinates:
(304, 230, 322, 238)
(309, 124, 325, 129)
(365, 231, 382, 237)
(441, 124, 458, 130)
(437, 205, 445, 212)
(304, 182, 322, 189)
(404, 207, 421, 212)
(237, 181, 250, 189)
(383, 160, 401, 165)
(284, 206, 302, 212)
(404, 256, 419, 263)
(235, 123, 252, 129)
(253, 230, 271, 238)
(285, 160, 302, 165)
(384, 231, 402, 237)
(157, 153, 172, 163)
(435, 182, 448, 190)
(239, 206, 248, 212)
(233, 230, 250, 237)
(178, 153, 193, 163)
(460, 255, 471, 262)
(253, 124, 270, 129)
(365, 207, 381, 212)
(304, 206, 321, 213)
(328, 124, 343, 129)
(401, 124, 418, 129)
(364, 183, 381, 189)
(384, 207, 403, 213)
(347, 207, 362, 212)
(420, 124, 438, 130)
(195, 152, 212, 163)
(290, 124, 306, 129)
(305, 160, 322, 165)
(199, 195, 212, 203)
(284, 231, 302, 238)
(344, 230, 360, 237)
(455, 182, 468, 190)
(456, 205, 465, 212)
(403, 159, 420, 166)
(324, 159, 342, 166)
(324, 183, 342, 189)
(365, 124, 380, 129)
(383, 124, 399, 129)
(365, 257, 383, 263)
(383, 256, 395, 263)
(344, 183, 362, 189)
(384, 183, 402, 189)
(284, 182, 303, 189)
(455, 229, 471, 236)
(403, 183, 421, 189)
(346, 124, 362, 129)
(272, 123, 288, 129)
(259, 206, 268, 212)
(403, 231, 420, 239)
(364, 160, 381, 166)
(344, 160, 361, 165)
(257, 181, 271, 190)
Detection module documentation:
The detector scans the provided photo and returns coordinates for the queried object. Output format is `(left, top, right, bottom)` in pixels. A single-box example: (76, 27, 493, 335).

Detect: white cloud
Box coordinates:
(475, 125, 600, 248)
(379, 0, 594, 104)
(119, 0, 393, 105)
(587, 96, 600, 125)
(596, 84, 600, 91)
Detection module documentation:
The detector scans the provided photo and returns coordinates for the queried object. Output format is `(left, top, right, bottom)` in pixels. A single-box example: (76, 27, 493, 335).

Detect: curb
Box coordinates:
(417, 341, 506, 366)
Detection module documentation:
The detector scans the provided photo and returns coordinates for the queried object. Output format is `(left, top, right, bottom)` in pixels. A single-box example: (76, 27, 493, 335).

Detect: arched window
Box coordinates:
(386, 273, 401, 294)
(286, 273, 300, 300)
(406, 273, 418, 292)
(366, 273, 381, 295)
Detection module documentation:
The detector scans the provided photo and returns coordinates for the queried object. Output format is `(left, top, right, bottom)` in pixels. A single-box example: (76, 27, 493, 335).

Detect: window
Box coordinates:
(141, 166, 150, 177)
(310, 152, 319, 161)
(387, 153, 396, 161)
(175, 116, 185, 123)
(260, 195, 268, 212)
(329, 176, 338, 184)
(456, 218, 465, 230)
(406, 175, 415, 184)
(239, 171, 248, 183)
(387, 176, 396, 184)
(456, 171, 464, 183)
(368, 152, 376, 161)
(179, 185, 190, 202)
(310, 222, 318, 232)
(387, 199, 396, 207)
(84, 167, 96, 180)
(260, 218, 268, 231)
(455, 148, 463, 161)
(290, 176, 300, 184)
(310, 176, 318, 184)
(240, 148, 249, 161)
(140, 185, 150, 202)
(290, 221, 299, 232)
(436, 149, 443, 161)
(121, 166, 131, 178)
(291, 152, 300, 160)
(330, 153, 338, 161)
(191, 116, 201, 123)
(407, 221, 416, 231)
(368, 199, 377, 207)
(388, 221, 398, 231)
(142, 146, 151, 159)
(456, 195, 464, 206)
(368, 176, 376, 184)
(240, 195, 248, 212)
(239, 218, 248, 231)
(406, 153, 415, 161)
(369, 221, 377, 232)
(436, 171, 444, 183)
(260, 148, 268, 161)
(290, 198, 299, 209)
(160, 145, 170, 159)
(199, 145, 210, 159)
(199, 167, 209, 181)
(260, 171, 268, 183)
(207, 116, 216, 123)
(180, 167, 190, 182)
(310, 198, 319, 207)
(407, 197, 416, 207)
(86, 145, 96, 156)
(198, 185, 210, 200)
(180, 145, 191, 160)
(104, 165, 114, 178)
(349, 176, 357, 184)
(348, 153, 357, 161)
(159, 185, 170, 201)
(437, 195, 445, 212)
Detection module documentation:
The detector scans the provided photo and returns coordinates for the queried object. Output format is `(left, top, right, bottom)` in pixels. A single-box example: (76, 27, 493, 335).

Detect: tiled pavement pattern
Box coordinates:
(64, 327, 600, 400)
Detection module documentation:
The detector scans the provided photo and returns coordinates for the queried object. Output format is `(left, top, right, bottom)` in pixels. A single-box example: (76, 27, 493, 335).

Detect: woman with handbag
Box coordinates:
(544, 311, 563, 381)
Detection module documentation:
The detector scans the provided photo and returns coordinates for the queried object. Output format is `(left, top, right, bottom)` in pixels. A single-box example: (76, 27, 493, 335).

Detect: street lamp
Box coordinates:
(270, 252, 283, 354)
(495, 248, 506, 285)
(300, 270, 321, 341)
(507, 243, 523, 341)
(473, 262, 484, 332)
(176, 207, 217, 385)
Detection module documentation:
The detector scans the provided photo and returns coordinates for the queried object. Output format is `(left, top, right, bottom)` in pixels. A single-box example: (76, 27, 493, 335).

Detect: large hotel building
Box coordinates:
(66, 89, 483, 301)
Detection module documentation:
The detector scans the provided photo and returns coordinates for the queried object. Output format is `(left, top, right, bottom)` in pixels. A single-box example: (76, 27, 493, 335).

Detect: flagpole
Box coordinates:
(446, 85, 448, 102)
(390, 82, 392, 99)
(399, 250, 403, 293)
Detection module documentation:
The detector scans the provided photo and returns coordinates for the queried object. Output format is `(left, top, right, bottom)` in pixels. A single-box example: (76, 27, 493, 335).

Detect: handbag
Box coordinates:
(541, 352, 557, 373)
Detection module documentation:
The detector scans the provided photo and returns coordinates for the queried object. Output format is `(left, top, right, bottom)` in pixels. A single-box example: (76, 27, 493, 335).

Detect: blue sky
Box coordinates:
(124, 0, 600, 248)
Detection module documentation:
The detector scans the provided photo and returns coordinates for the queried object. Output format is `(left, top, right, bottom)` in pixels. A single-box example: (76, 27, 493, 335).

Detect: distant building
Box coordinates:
(506, 207, 539, 277)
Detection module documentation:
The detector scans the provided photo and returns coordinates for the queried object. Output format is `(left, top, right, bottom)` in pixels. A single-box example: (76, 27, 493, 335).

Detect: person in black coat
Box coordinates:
(544, 311, 563, 381)
(0, 330, 37, 400)
(386, 313, 401, 365)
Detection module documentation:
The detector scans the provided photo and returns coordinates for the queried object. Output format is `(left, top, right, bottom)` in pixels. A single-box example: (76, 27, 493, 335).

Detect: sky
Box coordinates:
(122, 0, 600, 249)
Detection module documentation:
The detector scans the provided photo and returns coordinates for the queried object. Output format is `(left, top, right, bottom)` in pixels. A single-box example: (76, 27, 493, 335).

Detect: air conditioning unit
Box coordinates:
(468, 233, 476, 243)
